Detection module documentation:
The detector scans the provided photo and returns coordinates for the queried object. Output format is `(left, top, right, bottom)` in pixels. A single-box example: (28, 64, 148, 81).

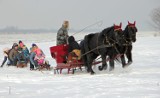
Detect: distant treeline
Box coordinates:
(0, 26, 99, 33)
(0, 26, 56, 33)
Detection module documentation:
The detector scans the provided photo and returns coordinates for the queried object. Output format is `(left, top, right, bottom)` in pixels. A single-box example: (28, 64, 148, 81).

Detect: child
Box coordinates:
(68, 36, 81, 60)
(34, 45, 45, 65)
(18, 41, 29, 64)
(1, 48, 11, 67)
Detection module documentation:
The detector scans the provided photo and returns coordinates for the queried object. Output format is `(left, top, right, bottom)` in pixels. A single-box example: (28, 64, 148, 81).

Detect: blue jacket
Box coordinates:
(20, 45, 29, 57)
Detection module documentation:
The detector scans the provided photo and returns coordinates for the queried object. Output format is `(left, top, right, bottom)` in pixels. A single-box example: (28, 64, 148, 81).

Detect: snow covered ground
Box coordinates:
(0, 32, 160, 98)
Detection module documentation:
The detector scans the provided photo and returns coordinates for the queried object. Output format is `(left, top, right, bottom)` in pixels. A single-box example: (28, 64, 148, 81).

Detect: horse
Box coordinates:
(122, 21, 138, 65)
(112, 21, 138, 70)
(82, 23, 123, 74)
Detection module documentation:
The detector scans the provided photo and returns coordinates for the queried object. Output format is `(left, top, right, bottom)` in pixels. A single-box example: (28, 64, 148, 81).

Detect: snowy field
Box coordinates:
(0, 32, 160, 98)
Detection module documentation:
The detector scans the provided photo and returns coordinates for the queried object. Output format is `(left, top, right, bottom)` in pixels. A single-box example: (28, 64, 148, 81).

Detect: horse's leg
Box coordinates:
(90, 60, 95, 75)
(82, 55, 89, 72)
(84, 61, 89, 72)
(83, 35, 95, 74)
(80, 44, 89, 72)
(86, 54, 95, 74)
(98, 54, 107, 71)
(109, 55, 115, 71)
(121, 55, 127, 68)
(88, 59, 95, 75)
(126, 46, 133, 65)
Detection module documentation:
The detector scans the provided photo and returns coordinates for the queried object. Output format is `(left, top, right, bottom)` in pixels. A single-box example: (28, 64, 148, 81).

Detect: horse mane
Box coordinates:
(123, 25, 129, 37)
(99, 26, 114, 37)
(123, 25, 128, 33)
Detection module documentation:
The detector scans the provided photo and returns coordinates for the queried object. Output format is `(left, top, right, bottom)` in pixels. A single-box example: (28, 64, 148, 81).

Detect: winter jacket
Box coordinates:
(56, 26, 69, 45)
(8, 43, 19, 61)
(30, 46, 37, 53)
(8, 49, 18, 61)
(34, 48, 45, 65)
(18, 44, 29, 58)
(3, 48, 10, 57)
(22, 46, 29, 57)
(68, 36, 80, 53)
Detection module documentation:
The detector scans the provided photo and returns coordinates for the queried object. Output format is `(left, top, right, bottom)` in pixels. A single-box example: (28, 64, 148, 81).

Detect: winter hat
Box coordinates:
(19, 40, 22, 44)
(63, 20, 69, 25)
(68, 36, 75, 44)
(12, 43, 18, 48)
(32, 43, 37, 47)
(63, 20, 69, 28)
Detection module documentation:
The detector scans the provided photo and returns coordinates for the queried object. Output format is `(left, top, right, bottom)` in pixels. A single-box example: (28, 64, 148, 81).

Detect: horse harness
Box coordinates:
(81, 32, 127, 57)
(96, 33, 117, 55)
(81, 33, 119, 57)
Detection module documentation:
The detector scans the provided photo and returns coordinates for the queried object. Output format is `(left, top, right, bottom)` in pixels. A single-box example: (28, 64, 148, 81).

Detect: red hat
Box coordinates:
(114, 23, 122, 31)
(128, 21, 136, 27)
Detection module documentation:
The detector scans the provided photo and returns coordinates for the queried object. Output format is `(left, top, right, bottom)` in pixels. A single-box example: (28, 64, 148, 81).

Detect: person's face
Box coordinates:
(15, 46, 18, 50)
(19, 43, 24, 48)
(63, 23, 69, 29)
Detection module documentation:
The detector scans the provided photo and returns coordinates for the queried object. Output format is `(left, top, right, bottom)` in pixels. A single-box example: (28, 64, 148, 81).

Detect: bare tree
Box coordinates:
(151, 7, 160, 31)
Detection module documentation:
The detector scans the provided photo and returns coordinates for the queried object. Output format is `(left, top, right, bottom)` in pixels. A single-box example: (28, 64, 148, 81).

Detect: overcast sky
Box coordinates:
(0, 0, 160, 31)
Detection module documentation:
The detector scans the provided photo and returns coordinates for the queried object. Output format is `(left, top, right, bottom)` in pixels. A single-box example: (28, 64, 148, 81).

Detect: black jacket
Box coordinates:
(68, 36, 80, 52)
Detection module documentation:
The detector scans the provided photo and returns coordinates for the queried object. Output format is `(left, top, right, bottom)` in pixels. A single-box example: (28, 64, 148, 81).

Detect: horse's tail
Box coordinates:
(83, 35, 93, 72)
(84, 34, 95, 52)
(80, 40, 87, 66)
(84, 35, 90, 54)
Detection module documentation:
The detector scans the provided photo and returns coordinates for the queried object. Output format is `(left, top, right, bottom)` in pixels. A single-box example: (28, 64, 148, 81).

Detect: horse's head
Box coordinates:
(101, 23, 123, 45)
(126, 21, 138, 42)
(113, 23, 124, 45)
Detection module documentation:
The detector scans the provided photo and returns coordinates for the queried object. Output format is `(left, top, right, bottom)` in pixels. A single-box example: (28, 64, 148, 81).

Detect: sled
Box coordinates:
(17, 61, 27, 68)
(50, 44, 83, 74)
(38, 60, 51, 71)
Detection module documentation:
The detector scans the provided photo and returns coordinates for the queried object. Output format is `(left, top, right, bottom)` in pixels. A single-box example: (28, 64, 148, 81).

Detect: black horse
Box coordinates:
(82, 23, 123, 74)
(114, 21, 138, 69)
(122, 21, 138, 65)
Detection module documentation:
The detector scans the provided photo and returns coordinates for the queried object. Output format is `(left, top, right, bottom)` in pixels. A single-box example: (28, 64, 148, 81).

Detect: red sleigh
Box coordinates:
(50, 44, 83, 74)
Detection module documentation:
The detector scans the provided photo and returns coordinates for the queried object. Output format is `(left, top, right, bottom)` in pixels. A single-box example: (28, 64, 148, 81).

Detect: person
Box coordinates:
(8, 43, 19, 66)
(68, 36, 81, 60)
(56, 20, 69, 45)
(34, 44, 51, 68)
(34, 45, 45, 66)
(17, 40, 29, 64)
(29, 44, 39, 70)
(0, 48, 11, 67)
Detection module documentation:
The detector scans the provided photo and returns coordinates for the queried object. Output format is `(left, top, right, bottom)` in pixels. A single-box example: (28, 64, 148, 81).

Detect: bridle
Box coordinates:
(125, 26, 136, 42)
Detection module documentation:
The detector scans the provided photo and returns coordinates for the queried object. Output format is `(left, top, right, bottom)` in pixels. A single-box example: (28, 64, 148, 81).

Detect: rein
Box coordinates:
(80, 44, 114, 57)
(72, 20, 103, 36)
(122, 36, 132, 46)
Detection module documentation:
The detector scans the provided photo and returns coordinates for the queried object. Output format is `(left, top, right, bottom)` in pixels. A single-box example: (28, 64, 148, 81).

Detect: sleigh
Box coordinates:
(50, 44, 123, 74)
(50, 44, 83, 74)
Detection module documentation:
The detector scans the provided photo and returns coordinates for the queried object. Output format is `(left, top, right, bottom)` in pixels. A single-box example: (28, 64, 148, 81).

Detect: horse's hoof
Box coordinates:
(123, 62, 132, 68)
(91, 72, 95, 75)
(123, 64, 129, 68)
(128, 61, 132, 65)
(98, 66, 103, 71)
(103, 65, 107, 70)
(109, 67, 114, 71)
(87, 69, 90, 73)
